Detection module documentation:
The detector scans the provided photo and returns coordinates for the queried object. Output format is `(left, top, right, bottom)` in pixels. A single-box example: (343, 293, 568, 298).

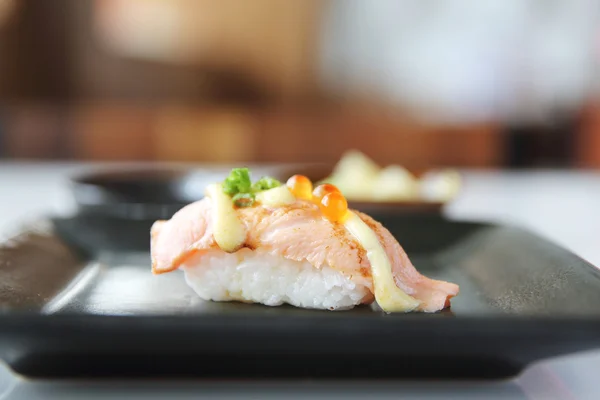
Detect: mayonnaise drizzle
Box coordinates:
(343, 211, 420, 313)
(256, 185, 295, 207)
(206, 183, 246, 252)
(207, 180, 418, 311)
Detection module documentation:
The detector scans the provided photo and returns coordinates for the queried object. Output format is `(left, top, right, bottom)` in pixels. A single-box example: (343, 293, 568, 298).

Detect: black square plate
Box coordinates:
(0, 214, 599, 380)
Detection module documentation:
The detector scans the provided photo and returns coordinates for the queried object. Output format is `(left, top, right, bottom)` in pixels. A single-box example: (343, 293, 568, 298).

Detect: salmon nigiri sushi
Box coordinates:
(151, 168, 459, 313)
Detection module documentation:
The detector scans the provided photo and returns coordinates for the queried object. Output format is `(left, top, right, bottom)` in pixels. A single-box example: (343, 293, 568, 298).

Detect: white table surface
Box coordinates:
(0, 162, 599, 399)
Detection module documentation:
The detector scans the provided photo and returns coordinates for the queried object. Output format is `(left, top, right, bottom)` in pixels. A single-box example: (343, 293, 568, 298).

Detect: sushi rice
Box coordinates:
(182, 248, 373, 310)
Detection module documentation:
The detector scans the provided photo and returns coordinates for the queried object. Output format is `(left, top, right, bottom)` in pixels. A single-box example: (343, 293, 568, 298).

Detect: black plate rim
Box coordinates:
(2, 215, 600, 379)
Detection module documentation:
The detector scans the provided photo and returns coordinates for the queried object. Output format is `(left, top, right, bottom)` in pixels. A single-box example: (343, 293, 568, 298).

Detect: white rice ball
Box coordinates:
(181, 249, 372, 310)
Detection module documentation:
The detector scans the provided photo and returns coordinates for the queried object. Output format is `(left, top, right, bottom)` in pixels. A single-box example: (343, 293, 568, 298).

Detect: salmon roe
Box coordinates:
(286, 175, 313, 200)
(320, 191, 348, 222)
(312, 183, 341, 203)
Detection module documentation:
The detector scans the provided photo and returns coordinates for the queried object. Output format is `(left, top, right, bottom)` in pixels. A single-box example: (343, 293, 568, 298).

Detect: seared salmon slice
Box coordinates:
(151, 198, 458, 312)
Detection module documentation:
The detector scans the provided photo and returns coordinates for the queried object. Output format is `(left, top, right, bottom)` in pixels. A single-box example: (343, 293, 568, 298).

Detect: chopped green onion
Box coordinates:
(222, 168, 283, 208)
(251, 176, 281, 192)
(223, 168, 252, 195)
(232, 192, 255, 207)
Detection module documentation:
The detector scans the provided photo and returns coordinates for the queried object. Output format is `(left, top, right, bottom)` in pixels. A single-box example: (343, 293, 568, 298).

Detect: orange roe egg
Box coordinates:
(286, 175, 313, 200)
(320, 191, 348, 222)
(312, 183, 341, 203)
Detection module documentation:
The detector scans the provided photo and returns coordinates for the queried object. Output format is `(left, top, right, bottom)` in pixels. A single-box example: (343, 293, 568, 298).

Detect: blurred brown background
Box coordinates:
(0, 0, 598, 168)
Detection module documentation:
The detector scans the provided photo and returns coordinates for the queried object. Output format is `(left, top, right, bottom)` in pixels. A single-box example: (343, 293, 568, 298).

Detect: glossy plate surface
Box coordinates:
(0, 214, 599, 379)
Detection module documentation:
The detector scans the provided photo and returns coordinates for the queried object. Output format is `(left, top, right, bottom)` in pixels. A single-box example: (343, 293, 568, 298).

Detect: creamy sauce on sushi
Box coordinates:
(256, 186, 296, 207)
(206, 183, 246, 252)
(343, 211, 420, 313)
(209, 168, 421, 312)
